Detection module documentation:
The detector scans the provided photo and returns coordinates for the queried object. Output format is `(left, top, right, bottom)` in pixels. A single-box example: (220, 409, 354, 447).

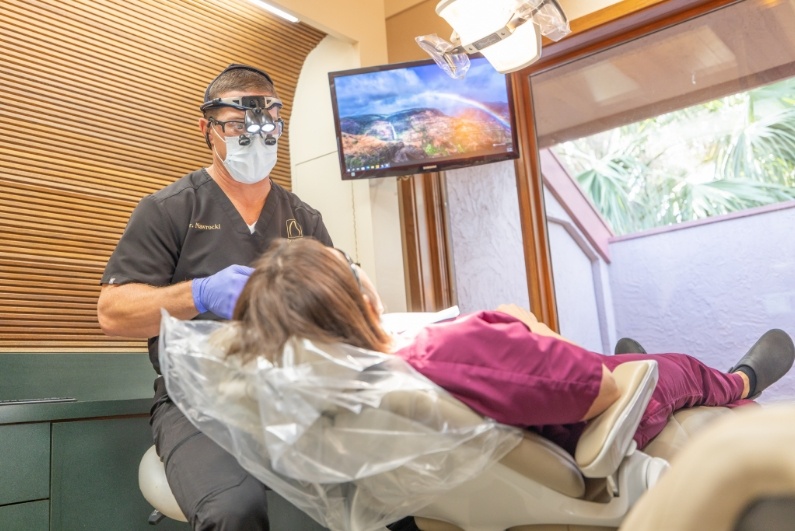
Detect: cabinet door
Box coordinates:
(50, 416, 188, 531)
(49, 415, 327, 530)
(0, 500, 48, 531)
(0, 423, 49, 505)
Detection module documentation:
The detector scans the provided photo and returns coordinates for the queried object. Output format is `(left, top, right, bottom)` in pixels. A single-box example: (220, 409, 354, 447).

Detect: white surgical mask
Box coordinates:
(214, 131, 278, 184)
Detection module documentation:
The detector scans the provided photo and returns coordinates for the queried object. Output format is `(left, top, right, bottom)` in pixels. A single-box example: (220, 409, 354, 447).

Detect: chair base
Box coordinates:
(148, 509, 166, 525)
(413, 449, 659, 531)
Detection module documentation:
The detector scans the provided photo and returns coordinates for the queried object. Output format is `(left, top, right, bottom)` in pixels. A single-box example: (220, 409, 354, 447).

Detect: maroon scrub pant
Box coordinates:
(536, 352, 747, 454)
(603, 352, 747, 448)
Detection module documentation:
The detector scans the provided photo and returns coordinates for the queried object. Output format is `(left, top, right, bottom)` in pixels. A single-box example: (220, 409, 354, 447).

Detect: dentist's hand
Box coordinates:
(191, 264, 254, 319)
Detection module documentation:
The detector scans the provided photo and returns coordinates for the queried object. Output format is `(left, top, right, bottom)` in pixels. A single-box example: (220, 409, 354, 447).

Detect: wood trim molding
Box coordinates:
(533, 0, 742, 73)
(511, 75, 559, 330)
(538, 61, 795, 148)
(398, 173, 455, 312)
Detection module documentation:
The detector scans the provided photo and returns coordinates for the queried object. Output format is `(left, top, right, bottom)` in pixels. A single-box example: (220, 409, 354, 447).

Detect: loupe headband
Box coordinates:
(202, 63, 275, 101)
(200, 95, 283, 113)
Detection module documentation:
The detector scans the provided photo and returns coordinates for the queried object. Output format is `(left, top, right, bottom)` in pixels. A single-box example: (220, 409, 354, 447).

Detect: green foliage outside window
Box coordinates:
(553, 77, 795, 235)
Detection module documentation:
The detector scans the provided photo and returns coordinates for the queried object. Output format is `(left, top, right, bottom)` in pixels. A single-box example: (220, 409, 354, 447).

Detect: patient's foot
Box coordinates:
(614, 337, 647, 355)
(730, 329, 795, 399)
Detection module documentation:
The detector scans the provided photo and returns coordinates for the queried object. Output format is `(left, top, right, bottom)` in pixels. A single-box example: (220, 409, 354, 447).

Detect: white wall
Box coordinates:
(289, 36, 358, 253)
(290, 36, 408, 312)
(276, 1, 408, 312)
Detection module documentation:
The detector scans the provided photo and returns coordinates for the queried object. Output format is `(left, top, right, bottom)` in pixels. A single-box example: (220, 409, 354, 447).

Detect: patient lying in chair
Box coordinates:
(225, 238, 794, 455)
(160, 237, 795, 530)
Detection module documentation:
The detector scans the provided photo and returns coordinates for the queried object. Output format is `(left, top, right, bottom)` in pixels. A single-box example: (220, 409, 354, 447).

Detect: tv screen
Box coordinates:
(328, 56, 519, 181)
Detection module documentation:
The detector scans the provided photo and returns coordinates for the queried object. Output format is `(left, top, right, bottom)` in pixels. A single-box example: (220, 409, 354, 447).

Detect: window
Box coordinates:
(530, 0, 795, 403)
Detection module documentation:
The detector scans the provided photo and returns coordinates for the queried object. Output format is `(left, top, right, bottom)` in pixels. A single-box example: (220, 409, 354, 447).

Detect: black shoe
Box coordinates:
(614, 337, 647, 355)
(387, 517, 421, 531)
(729, 329, 795, 398)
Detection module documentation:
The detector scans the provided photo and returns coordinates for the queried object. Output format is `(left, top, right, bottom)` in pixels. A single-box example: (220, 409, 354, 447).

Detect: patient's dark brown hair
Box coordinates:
(228, 238, 391, 363)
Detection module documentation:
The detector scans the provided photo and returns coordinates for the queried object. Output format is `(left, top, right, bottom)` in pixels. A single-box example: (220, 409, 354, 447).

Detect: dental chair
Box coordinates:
(157, 313, 676, 531)
(409, 359, 668, 531)
(641, 403, 732, 462)
(138, 444, 188, 524)
(619, 404, 795, 531)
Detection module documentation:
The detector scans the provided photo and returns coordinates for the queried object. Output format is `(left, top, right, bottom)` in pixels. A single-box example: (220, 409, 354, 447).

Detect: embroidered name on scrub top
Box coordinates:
(189, 222, 221, 230)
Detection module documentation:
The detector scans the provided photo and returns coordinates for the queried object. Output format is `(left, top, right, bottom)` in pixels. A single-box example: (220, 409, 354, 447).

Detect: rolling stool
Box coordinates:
(138, 445, 188, 525)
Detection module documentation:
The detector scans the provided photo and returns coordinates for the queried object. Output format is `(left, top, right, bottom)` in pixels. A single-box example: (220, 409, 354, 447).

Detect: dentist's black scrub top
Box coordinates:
(101, 168, 333, 403)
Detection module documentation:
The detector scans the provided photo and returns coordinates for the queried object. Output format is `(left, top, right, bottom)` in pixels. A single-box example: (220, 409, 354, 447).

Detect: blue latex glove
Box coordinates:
(192, 264, 254, 319)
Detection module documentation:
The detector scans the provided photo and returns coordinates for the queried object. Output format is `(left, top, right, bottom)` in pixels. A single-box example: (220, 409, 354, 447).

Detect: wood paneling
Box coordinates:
(0, 0, 325, 351)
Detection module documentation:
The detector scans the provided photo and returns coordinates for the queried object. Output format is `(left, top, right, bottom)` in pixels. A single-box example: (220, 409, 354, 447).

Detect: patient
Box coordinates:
(227, 238, 795, 454)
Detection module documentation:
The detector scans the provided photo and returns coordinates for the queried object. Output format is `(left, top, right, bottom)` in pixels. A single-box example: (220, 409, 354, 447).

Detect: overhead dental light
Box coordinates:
(416, 0, 570, 79)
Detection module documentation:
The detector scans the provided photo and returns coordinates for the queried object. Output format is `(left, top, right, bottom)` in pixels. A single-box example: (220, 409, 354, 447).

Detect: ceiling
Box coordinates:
(531, 0, 795, 146)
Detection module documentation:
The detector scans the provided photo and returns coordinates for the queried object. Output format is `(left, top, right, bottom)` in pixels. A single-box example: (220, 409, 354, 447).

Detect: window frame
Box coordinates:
(509, 0, 743, 330)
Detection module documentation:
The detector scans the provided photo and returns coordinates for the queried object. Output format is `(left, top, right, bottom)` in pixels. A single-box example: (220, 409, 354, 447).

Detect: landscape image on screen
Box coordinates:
(333, 57, 515, 178)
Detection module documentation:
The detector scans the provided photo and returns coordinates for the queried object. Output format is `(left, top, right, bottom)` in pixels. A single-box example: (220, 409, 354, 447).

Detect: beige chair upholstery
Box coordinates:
(642, 405, 733, 462)
(575, 361, 660, 477)
(142, 359, 660, 531)
(412, 371, 742, 531)
(412, 360, 668, 531)
(619, 405, 795, 531)
(140, 354, 739, 531)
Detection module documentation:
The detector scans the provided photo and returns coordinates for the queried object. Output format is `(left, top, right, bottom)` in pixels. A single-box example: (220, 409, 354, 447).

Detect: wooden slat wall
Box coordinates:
(0, 0, 325, 351)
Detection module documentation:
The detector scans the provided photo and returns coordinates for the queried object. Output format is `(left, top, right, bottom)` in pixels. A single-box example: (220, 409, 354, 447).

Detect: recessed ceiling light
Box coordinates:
(250, 0, 299, 23)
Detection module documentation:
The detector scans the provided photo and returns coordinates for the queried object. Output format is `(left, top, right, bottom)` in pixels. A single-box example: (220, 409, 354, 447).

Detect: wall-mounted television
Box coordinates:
(328, 56, 519, 181)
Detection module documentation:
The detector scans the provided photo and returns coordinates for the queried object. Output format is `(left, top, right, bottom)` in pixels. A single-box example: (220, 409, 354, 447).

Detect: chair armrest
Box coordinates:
(575, 359, 658, 478)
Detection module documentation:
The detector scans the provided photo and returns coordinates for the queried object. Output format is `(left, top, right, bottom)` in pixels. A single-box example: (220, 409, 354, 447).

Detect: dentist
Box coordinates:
(97, 64, 332, 530)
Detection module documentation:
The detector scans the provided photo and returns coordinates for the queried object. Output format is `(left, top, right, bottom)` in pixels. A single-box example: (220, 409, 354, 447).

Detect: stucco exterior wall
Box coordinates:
(609, 203, 795, 403)
(445, 164, 618, 357)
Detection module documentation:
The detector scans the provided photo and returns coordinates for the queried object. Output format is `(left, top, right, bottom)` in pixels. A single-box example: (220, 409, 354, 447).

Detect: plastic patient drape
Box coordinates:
(159, 312, 522, 531)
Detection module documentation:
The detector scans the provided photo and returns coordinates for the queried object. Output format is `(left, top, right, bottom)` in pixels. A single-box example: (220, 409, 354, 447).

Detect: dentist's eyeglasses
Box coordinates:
(208, 117, 284, 139)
